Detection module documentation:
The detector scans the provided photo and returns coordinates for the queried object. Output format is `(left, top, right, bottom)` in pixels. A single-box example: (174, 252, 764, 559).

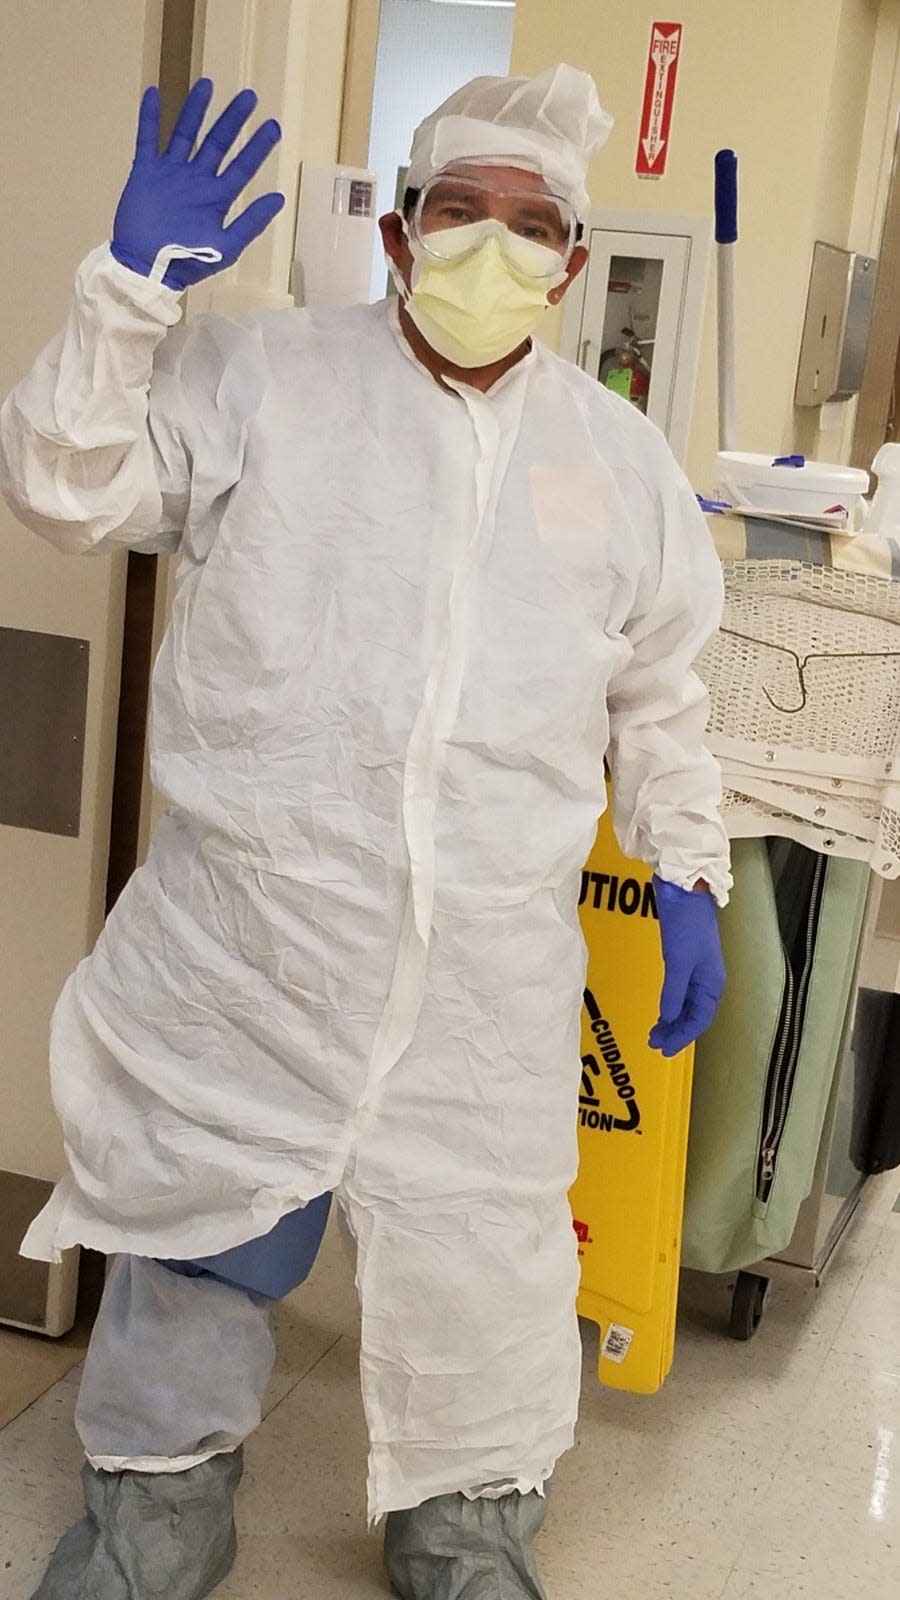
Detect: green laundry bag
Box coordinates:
(682, 837, 869, 1274)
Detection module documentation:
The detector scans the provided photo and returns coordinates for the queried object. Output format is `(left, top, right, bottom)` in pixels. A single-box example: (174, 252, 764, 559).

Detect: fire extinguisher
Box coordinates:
(598, 327, 653, 413)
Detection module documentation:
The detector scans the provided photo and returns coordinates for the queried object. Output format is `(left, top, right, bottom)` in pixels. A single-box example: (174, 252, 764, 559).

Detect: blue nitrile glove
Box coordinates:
(111, 78, 284, 290)
(649, 876, 726, 1057)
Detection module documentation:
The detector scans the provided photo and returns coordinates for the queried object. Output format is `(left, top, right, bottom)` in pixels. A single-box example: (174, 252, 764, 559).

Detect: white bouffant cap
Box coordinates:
(406, 63, 613, 215)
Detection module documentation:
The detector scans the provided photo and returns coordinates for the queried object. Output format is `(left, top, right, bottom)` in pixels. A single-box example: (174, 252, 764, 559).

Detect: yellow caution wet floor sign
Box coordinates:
(571, 805, 694, 1394)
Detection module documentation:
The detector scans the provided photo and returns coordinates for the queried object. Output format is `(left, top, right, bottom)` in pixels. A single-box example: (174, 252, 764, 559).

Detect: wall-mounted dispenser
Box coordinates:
(794, 242, 876, 407)
(291, 164, 378, 309)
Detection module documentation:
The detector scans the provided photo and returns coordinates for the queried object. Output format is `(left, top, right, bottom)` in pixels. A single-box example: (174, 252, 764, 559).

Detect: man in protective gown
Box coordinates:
(0, 61, 731, 1600)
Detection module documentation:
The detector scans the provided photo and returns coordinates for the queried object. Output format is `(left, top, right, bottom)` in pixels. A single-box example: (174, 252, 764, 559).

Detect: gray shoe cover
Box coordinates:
(30, 1449, 243, 1600)
(384, 1491, 549, 1600)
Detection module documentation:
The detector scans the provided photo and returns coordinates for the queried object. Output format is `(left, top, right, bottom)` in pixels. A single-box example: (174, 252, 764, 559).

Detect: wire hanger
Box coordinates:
(719, 628, 900, 714)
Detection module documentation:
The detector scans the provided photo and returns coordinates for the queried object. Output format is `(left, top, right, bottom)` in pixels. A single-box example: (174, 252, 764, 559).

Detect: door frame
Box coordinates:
(852, 121, 900, 468)
(340, 0, 381, 168)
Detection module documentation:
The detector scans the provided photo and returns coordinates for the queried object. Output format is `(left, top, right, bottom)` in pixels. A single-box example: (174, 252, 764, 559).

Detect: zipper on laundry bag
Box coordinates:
(755, 853, 827, 1204)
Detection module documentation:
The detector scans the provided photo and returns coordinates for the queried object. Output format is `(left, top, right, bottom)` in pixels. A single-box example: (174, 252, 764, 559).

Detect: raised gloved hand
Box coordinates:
(111, 78, 284, 290)
(649, 876, 726, 1057)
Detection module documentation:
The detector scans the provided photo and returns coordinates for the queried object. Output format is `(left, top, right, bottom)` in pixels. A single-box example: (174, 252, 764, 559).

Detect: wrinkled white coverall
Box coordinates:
(0, 247, 731, 1516)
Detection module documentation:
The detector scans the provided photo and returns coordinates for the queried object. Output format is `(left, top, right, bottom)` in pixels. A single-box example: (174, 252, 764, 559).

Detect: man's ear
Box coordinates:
(548, 244, 589, 307)
(379, 212, 412, 287)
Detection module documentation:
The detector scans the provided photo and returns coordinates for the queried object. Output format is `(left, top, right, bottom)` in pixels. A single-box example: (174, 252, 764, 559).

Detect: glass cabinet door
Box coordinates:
(577, 230, 692, 444)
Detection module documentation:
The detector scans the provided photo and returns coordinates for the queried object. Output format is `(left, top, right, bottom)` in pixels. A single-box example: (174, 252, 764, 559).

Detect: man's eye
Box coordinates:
(513, 223, 552, 242)
(440, 206, 475, 223)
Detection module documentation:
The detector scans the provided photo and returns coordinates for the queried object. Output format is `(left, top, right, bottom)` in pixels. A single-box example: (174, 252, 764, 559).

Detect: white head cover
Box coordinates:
(406, 63, 613, 217)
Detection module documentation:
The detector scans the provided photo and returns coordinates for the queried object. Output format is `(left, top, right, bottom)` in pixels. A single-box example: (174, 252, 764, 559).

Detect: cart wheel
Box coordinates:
(728, 1272, 771, 1340)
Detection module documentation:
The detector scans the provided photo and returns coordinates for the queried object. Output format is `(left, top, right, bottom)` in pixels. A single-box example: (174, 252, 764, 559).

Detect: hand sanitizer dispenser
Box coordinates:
(291, 163, 377, 309)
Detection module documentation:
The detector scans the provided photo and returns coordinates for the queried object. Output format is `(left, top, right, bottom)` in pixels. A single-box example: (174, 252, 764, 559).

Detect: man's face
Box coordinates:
(380, 163, 588, 306)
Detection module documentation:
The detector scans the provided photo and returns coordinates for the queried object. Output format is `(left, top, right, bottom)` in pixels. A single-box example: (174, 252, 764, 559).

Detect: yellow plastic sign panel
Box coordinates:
(571, 804, 694, 1394)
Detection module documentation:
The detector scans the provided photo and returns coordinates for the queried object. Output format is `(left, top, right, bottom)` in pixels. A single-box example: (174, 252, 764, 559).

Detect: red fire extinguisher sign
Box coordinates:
(635, 21, 683, 179)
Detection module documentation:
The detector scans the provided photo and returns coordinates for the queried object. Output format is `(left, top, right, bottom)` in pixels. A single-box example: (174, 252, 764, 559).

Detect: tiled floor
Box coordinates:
(1, 1178, 898, 1599)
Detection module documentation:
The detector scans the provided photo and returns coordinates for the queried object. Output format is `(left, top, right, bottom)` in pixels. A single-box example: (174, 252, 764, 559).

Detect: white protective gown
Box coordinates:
(0, 247, 731, 1516)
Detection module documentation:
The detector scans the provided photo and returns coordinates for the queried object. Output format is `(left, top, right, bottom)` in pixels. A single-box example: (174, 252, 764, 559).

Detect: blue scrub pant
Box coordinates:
(159, 1191, 333, 1299)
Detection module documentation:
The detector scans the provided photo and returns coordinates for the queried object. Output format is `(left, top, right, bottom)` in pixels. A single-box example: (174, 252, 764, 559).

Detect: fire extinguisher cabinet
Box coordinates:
(559, 209, 712, 466)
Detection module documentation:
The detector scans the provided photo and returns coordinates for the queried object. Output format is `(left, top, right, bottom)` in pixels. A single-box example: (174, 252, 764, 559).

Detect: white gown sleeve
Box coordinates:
(0, 245, 192, 556)
(607, 439, 733, 905)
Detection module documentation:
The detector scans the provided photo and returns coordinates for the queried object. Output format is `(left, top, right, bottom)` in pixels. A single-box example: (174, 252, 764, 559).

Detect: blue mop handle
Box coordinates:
(715, 149, 738, 244)
(715, 149, 738, 451)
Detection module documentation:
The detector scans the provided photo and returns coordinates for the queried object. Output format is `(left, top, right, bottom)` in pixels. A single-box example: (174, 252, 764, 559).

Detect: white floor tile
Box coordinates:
(538, 1517, 734, 1599)
(786, 1345, 900, 1477)
(719, 1569, 856, 1600)
(554, 1412, 776, 1570)
(865, 1207, 900, 1289)
(656, 1320, 824, 1447)
(0, 1511, 60, 1600)
(728, 1448, 899, 1592)
(830, 1265, 900, 1369)
(0, 1378, 83, 1533)
(239, 1336, 369, 1540)
(215, 1530, 385, 1600)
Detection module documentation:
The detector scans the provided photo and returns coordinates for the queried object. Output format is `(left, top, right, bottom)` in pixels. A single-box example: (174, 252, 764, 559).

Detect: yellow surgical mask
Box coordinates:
(399, 220, 569, 369)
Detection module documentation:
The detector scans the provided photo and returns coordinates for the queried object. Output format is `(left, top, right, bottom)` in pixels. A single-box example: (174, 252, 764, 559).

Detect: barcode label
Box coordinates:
(601, 1322, 634, 1364)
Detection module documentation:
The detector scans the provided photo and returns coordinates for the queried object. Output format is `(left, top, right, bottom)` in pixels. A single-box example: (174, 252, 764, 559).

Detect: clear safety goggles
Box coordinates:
(407, 172, 579, 280)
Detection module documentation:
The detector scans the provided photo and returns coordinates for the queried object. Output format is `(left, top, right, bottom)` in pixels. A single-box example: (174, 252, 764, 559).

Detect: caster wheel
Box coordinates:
(728, 1271, 771, 1340)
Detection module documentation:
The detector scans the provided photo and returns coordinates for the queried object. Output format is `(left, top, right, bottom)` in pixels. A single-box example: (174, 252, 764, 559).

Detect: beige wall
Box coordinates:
(513, 0, 891, 489)
(0, 0, 161, 1180)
